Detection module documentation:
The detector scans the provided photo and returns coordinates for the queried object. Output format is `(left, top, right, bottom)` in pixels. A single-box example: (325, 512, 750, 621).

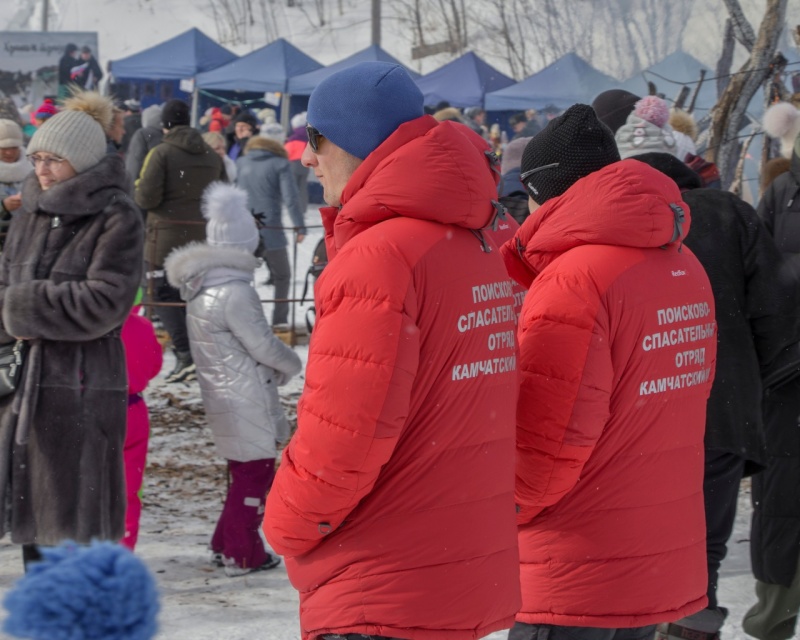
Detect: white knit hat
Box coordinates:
(615, 96, 678, 160)
(290, 111, 307, 130)
(202, 182, 260, 254)
(27, 91, 112, 173)
(763, 101, 800, 159)
(0, 119, 23, 149)
(260, 122, 286, 144)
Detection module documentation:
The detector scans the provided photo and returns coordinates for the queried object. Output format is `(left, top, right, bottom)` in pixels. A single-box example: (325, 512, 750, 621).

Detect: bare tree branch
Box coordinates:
(722, 0, 756, 51)
(707, 0, 788, 189)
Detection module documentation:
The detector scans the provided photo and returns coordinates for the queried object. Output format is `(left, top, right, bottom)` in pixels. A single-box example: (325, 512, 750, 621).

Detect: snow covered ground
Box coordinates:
(0, 204, 771, 638)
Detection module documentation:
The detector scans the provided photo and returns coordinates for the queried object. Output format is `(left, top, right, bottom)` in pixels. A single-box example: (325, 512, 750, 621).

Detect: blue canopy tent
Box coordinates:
(484, 53, 617, 112)
(414, 51, 515, 109)
(112, 28, 237, 80)
(196, 38, 322, 126)
(288, 44, 420, 96)
(111, 28, 238, 114)
(618, 50, 716, 114)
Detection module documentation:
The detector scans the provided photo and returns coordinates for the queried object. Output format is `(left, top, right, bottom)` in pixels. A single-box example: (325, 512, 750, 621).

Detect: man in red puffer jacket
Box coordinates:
(263, 62, 522, 640)
(501, 104, 717, 640)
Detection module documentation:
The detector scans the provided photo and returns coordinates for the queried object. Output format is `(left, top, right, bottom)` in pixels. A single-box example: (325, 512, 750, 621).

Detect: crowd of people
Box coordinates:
(0, 57, 798, 640)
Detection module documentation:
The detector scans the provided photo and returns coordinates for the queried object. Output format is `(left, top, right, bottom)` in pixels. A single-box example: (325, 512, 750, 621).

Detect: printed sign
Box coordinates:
(0, 31, 99, 110)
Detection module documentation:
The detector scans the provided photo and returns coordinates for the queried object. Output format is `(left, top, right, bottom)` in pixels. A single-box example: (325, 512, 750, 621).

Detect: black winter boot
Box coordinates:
(165, 350, 196, 383)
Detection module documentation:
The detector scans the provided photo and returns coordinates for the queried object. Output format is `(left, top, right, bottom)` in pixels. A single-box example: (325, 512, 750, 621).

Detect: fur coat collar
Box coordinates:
(164, 242, 260, 302)
(21, 154, 132, 217)
(0, 147, 31, 185)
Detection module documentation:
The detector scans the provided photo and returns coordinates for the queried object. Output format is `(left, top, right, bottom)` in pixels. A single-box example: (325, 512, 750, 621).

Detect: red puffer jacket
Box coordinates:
(264, 116, 522, 640)
(501, 159, 716, 628)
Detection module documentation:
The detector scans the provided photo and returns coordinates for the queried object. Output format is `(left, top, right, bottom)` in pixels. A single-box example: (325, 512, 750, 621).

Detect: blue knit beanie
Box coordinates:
(307, 61, 424, 160)
(3, 541, 160, 640)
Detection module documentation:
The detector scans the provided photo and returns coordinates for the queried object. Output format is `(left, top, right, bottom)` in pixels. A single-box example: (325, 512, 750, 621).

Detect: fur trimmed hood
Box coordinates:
(164, 242, 260, 301)
(243, 136, 287, 158)
(21, 154, 132, 217)
(0, 147, 31, 185)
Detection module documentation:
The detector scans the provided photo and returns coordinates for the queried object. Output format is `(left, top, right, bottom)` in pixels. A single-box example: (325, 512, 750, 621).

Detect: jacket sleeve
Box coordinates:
(279, 161, 306, 235)
(738, 197, 800, 366)
(224, 284, 302, 378)
(1, 207, 144, 342)
(134, 147, 165, 211)
(0, 224, 15, 344)
(756, 183, 778, 236)
(90, 57, 103, 83)
(125, 130, 147, 182)
(263, 245, 420, 557)
(123, 314, 164, 394)
(515, 271, 612, 525)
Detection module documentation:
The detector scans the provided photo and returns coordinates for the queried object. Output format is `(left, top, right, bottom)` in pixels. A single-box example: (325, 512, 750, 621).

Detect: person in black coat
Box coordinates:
(56, 43, 79, 100)
(634, 152, 800, 640)
(742, 133, 800, 640)
(759, 134, 800, 274)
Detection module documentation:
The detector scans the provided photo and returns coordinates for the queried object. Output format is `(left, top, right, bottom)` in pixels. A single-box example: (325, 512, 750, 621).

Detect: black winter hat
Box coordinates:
(161, 99, 191, 129)
(234, 111, 259, 130)
(632, 152, 702, 191)
(591, 89, 640, 134)
(520, 103, 620, 205)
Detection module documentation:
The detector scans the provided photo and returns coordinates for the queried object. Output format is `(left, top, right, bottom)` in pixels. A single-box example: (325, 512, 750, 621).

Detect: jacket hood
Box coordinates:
(325, 116, 500, 256)
(164, 125, 208, 155)
(164, 242, 260, 301)
(0, 146, 31, 185)
(501, 159, 691, 288)
(632, 152, 703, 191)
(244, 136, 287, 158)
(21, 154, 132, 217)
(141, 104, 162, 129)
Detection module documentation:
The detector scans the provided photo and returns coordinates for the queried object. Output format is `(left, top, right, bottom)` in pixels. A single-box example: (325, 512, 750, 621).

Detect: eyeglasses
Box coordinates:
(306, 124, 324, 153)
(28, 154, 66, 169)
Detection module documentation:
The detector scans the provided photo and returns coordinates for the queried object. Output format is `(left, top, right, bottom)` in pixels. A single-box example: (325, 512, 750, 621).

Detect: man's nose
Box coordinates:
(301, 143, 316, 169)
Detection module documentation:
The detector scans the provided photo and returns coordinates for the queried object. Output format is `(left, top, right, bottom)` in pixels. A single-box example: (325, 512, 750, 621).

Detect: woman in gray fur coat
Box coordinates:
(164, 181, 301, 577)
(0, 91, 143, 569)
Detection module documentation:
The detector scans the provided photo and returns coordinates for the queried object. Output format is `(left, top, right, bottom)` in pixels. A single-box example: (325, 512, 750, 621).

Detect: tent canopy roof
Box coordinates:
(196, 38, 322, 93)
(288, 44, 420, 96)
(111, 28, 237, 80)
(415, 51, 515, 109)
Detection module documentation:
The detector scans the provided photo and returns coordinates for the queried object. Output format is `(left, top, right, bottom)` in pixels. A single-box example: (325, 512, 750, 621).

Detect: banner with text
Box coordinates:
(0, 31, 99, 113)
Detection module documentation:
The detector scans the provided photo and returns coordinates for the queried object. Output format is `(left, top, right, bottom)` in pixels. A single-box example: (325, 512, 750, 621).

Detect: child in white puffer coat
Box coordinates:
(164, 181, 302, 577)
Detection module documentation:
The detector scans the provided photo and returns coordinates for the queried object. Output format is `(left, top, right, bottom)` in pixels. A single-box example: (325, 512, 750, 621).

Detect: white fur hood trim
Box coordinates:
(164, 242, 260, 289)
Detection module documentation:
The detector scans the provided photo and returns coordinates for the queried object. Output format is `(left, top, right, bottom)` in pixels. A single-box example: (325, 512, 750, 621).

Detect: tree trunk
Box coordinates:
(705, 0, 788, 190)
(716, 19, 735, 98)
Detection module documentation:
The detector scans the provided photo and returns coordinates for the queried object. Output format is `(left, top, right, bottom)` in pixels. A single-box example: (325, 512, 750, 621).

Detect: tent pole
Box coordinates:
(280, 94, 291, 133)
(190, 86, 199, 128)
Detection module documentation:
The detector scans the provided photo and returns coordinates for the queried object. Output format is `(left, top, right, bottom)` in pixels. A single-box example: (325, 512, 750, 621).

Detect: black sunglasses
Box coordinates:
(306, 123, 324, 153)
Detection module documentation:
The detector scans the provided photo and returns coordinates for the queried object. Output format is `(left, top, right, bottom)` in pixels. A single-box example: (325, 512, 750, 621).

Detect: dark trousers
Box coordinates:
(211, 458, 275, 569)
(151, 274, 189, 353)
(508, 622, 657, 640)
(21, 543, 42, 572)
(704, 449, 746, 610)
(264, 247, 292, 326)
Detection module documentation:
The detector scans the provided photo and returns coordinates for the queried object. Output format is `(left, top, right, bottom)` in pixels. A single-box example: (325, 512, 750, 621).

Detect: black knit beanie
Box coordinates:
(520, 104, 620, 205)
(591, 89, 641, 134)
(161, 99, 191, 129)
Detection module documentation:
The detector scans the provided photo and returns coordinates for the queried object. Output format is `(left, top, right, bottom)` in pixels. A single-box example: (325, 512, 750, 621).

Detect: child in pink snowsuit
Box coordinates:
(120, 299, 163, 550)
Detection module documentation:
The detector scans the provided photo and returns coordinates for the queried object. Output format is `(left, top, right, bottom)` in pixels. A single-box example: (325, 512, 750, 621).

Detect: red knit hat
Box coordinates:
(34, 98, 58, 121)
